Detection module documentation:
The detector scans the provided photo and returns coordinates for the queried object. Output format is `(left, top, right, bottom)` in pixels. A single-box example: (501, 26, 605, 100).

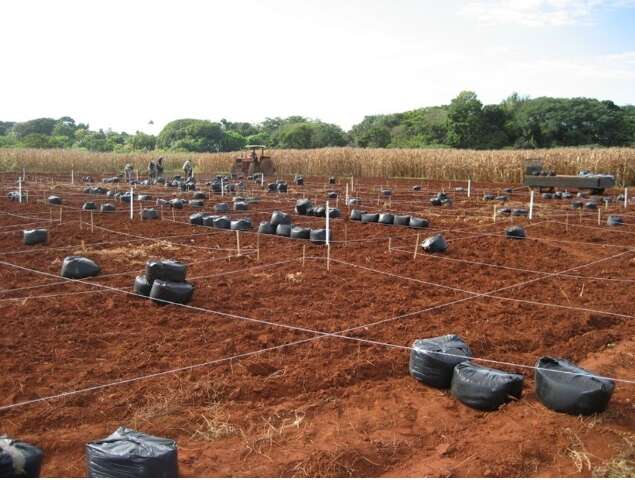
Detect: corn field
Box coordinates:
(1, 147, 634, 185)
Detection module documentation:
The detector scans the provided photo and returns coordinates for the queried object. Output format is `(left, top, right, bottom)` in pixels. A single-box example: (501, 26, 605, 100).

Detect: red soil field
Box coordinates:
(0, 174, 633, 477)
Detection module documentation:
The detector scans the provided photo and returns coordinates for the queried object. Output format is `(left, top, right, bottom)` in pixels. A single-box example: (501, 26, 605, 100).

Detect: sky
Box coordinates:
(1, 0, 635, 134)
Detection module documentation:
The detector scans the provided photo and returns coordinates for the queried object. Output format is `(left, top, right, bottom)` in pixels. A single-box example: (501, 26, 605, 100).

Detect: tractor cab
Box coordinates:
(231, 145, 275, 178)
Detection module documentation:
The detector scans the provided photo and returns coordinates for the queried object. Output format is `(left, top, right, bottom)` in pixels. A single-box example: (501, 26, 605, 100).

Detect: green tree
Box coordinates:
(18, 133, 51, 148)
(13, 118, 57, 139)
(446, 91, 485, 148)
(277, 123, 314, 149)
(157, 119, 224, 152)
(221, 130, 247, 151)
(129, 131, 156, 151)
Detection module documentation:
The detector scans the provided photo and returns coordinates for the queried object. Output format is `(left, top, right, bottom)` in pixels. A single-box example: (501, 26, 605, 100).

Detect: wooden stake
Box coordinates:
(597, 207, 601, 226)
(81, 240, 86, 253)
(236, 230, 241, 256)
(90, 211, 94, 232)
(388, 237, 392, 253)
(59, 207, 63, 224)
(413, 233, 420, 259)
(256, 233, 260, 262)
(344, 223, 348, 246)
(302, 244, 306, 267)
(327, 243, 331, 272)
(493, 204, 497, 222)
(565, 213, 569, 233)
(79, 211, 83, 230)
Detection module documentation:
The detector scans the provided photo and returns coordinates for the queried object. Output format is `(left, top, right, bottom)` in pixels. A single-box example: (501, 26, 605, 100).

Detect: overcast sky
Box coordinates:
(2, 0, 634, 134)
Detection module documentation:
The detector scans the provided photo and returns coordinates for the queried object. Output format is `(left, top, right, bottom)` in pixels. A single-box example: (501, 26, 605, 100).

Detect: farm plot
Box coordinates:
(0, 172, 633, 477)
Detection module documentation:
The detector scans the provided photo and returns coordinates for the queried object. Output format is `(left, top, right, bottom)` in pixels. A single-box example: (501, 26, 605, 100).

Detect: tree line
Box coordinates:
(1, 91, 634, 152)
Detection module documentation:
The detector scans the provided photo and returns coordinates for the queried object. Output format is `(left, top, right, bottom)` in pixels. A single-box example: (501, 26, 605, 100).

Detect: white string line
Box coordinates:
(0, 243, 633, 414)
(389, 246, 635, 284)
(315, 250, 635, 320)
(548, 219, 635, 236)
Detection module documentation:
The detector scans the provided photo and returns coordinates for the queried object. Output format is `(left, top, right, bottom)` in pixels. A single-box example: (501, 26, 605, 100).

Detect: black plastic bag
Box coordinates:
(169, 199, 184, 209)
(202, 215, 218, 227)
(276, 224, 293, 237)
(295, 199, 312, 215)
(327, 191, 338, 199)
(511, 208, 528, 217)
(61, 256, 101, 279)
(535, 357, 614, 415)
(409, 217, 429, 229)
(378, 213, 394, 225)
(451, 361, 524, 411)
(189, 200, 204, 208)
(86, 427, 178, 478)
(360, 213, 379, 223)
(214, 203, 229, 212)
(258, 222, 275, 234)
(310, 228, 331, 245)
(189, 213, 205, 225)
(506, 225, 526, 239)
(234, 201, 248, 211)
(328, 176, 336, 184)
(133, 275, 152, 297)
(350, 209, 366, 221)
(141, 209, 159, 220)
(271, 211, 291, 227)
(409, 335, 471, 388)
(100, 203, 116, 213)
(421, 233, 447, 253)
(23, 229, 47, 246)
(149, 280, 193, 305)
(0, 437, 43, 477)
(145, 260, 187, 285)
(48, 195, 62, 205)
(230, 219, 251, 231)
(393, 215, 410, 226)
(607, 215, 623, 226)
(192, 191, 207, 200)
(213, 216, 231, 229)
(290, 226, 310, 239)
(277, 183, 287, 193)
(83, 202, 97, 210)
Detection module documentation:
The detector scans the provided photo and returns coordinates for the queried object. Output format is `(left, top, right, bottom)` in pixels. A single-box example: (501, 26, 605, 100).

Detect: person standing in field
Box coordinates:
(156, 157, 164, 177)
(123, 163, 134, 183)
(147, 159, 157, 183)
(182, 159, 193, 179)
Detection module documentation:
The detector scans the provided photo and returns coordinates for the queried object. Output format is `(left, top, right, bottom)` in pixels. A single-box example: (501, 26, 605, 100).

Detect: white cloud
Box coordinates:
(461, 0, 635, 27)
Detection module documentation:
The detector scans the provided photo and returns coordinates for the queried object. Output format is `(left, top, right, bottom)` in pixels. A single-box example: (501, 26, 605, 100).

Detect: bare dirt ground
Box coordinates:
(0, 173, 633, 477)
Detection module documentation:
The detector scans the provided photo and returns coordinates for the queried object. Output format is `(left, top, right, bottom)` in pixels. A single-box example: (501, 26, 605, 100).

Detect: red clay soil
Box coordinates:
(0, 174, 633, 477)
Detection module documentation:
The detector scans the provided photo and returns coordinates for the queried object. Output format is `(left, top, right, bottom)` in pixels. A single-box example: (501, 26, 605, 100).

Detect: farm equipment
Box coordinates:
(522, 159, 614, 194)
(231, 145, 275, 178)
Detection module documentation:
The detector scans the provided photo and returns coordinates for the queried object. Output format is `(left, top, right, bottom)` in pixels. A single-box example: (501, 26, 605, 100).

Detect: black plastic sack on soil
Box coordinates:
(276, 224, 293, 237)
(571, 201, 583, 209)
(0, 437, 43, 477)
(325, 191, 337, 199)
(409, 335, 472, 389)
(86, 427, 178, 478)
(347, 197, 360, 206)
(258, 221, 275, 234)
(535, 357, 614, 415)
(506, 225, 526, 239)
(495, 195, 508, 202)
(482, 193, 495, 201)
(234, 201, 248, 211)
(327, 208, 341, 218)
(202, 215, 218, 227)
(290, 226, 311, 239)
(82, 202, 97, 210)
(542, 192, 553, 200)
(149, 280, 193, 305)
(61, 256, 101, 279)
(145, 259, 187, 285)
(350, 209, 366, 221)
(169, 199, 184, 209)
(382, 189, 392, 197)
(48, 195, 62, 205)
(277, 183, 288, 193)
(231, 219, 251, 231)
(497, 207, 511, 216)
(189, 200, 204, 208)
(137, 194, 152, 201)
(294, 176, 304, 185)
(313, 206, 326, 217)
(23, 229, 47, 245)
(267, 183, 277, 192)
(192, 191, 207, 200)
(214, 203, 229, 212)
(270, 211, 291, 227)
(100, 203, 116, 213)
(133, 275, 152, 297)
(450, 361, 524, 411)
(393, 215, 411, 226)
(329, 176, 336, 184)
(584, 202, 598, 210)
(295, 199, 312, 215)
(213, 216, 231, 229)
(607, 215, 624, 226)
(378, 213, 394, 225)
(430, 197, 443, 206)
(412, 185, 421, 191)
(511, 208, 528, 217)
(189, 213, 205, 225)
(421, 233, 447, 252)
(562, 191, 573, 199)
(409, 217, 429, 229)
(142, 209, 159, 220)
(310, 228, 331, 245)
(360, 213, 379, 223)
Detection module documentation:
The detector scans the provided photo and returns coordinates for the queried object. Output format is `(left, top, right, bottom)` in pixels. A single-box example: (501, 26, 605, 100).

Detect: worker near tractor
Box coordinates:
(147, 160, 157, 183)
(123, 163, 134, 182)
(156, 157, 164, 177)
(182, 159, 193, 179)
